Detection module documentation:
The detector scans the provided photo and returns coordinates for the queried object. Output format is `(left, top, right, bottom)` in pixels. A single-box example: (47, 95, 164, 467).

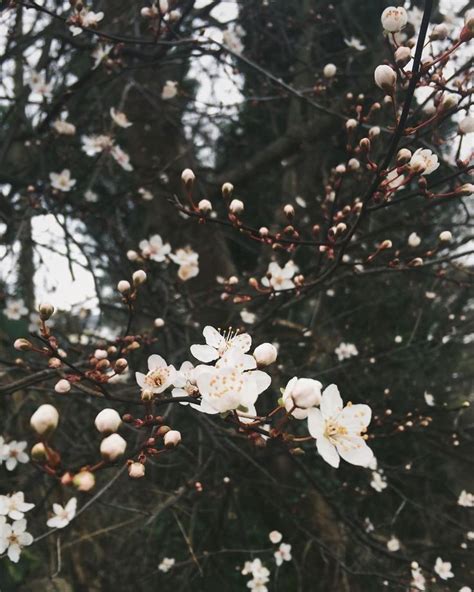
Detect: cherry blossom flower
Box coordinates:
(0, 492, 34, 520)
(53, 120, 76, 135)
(409, 148, 440, 176)
(411, 562, 426, 591)
(274, 542, 292, 566)
(158, 557, 175, 572)
(139, 234, 171, 262)
(110, 108, 132, 128)
(82, 134, 113, 156)
(334, 342, 358, 361)
(0, 518, 33, 563)
(370, 470, 387, 492)
(434, 557, 454, 580)
(3, 298, 28, 320)
(111, 145, 133, 171)
(27, 70, 53, 99)
(458, 490, 474, 507)
(46, 497, 77, 529)
(242, 558, 270, 591)
(85, 190, 99, 203)
(344, 36, 366, 51)
(161, 80, 178, 100)
(282, 377, 322, 419)
(172, 361, 198, 402)
(169, 247, 199, 280)
(190, 325, 252, 363)
(91, 44, 112, 69)
(307, 385, 373, 468)
(459, 115, 474, 134)
(50, 169, 76, 192)
(222, 26, 244, 54)
(70, 10, 104, 36)
(424, 392, 435, 406)
(195, 355, 270, 414)
(261, 260, 298, 291)
(138, 187, 154, 200)
(381, 6, 408, 33)
(136, 354, 176, 394)
(1, 440, 29, 471)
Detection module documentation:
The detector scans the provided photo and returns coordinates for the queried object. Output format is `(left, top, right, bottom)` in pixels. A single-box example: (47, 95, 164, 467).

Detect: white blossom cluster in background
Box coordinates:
(125, 234, 200, 282)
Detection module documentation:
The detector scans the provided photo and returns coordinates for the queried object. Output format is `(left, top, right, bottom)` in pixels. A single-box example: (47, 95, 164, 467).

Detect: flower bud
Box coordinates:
(95, 408, 122, 434)
(440, 93, 457, 112)
(374, 65, 397, 94)
(221, 182, 234, 198)
(458, 183, 474, 196)
(14, 338, 32, 351)
(128, 461, 145, 479)
(408, 232, 421, 248)
(368, 126, 380, 139)
(394, 46, 411, 67)
(431, 23, 448, 40)
(259, 226, 269, 237)
(283, 204, 295, 218)
(73, 471, 95, 492)
(115, 358, 128, 373)
(117, 280, 131, 293)
(459, 116, 474, 135)
(439, 231, 452, 242)
(31, 442, 47, 460)
(323, 63, 337, 78)
(198, 199, 212, 214)
(30, 404, 59, 436)
(100, 433, 127, 461)
(126, 250, 138, 261)
(345, 118, 358, 130)
(132, 270, 147, 286)
(253, 343, 278, 367)
(94, 349, 108, 360)
(348, 158, 360, 170)
(55, 379, 71, 394)
(164, 429, 181, 448)
(229, 199, 244, 214)
(181, 168, 195, 187)
(397, 148, 412, 163)
(381, 6, 408, 33)
(284, 378, 322, 417)
(38, 302, 55, 320)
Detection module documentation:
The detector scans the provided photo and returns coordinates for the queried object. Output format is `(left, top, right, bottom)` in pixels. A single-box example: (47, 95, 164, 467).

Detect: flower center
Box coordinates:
(145, 369, 168, 388)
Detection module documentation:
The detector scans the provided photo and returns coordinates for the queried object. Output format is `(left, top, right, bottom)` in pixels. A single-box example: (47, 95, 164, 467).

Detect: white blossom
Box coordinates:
(222, 26, 244, 54)
(409, 148, 439, 176)
(81, 134, 113, 156)
(261, 261, 298, 291)
(158, 557, 175, 572)
(110, 107, 132, 128)
(191, 325, 252, 363)
(0, 492, 34, 521)
(411, 563, 426, 591)
(46, 497, 77, 529)
(424, 392, 435, 406)
(169, 247, 199, 281)
(381, 6, 408, 33)
(370, 470, 387, 492)
(161, 80, 178, 100)
(3, 299, 28, 321)
(1, 440, 29, 471)
(139, 234, 171, 262)
(334, 342, 358, 361)
(136, 354, 176, 394)
(307, 385, 373, 468)
(50, 169, 76, 192)
(434, 557, 454, 580)
(344, 37, 366, 51)
(111, 145, 133, 171)
(274, 542, 292, 566)
(53, 120, 76, 135)
(0, 518, 33, 563)
(458, 490, 474, 507)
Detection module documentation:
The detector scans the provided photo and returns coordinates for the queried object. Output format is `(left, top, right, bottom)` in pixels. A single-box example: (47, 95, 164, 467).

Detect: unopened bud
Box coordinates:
(117, 280, 131, 293)
(31, 442, 47, 460)
(323, 63, 337, 78)
(439, 231, 452, 242)
(253, 343, 278, 367)
(128, 461, 145, 479)
(39, 302, 55, 320)
(115, 358, 128, 373)
(181, 168, 195, 187)
(394, 46, 411, 67)
(30, 404, 59, 436)
(100, 433, 127, 461)
(198, 199, 212, 214)
(345, 118, 358, 130)
(14, 338, 32, 351)
(95, 408, 122, 434)
(73, 471, 95, 491)
(374, 65, 397, 94)
(55, 379, 71, 394)
(229, 199, 244, 214)
(397, 148, 412, 163)
(164, 429, 181, 447)
(283, 204, 295, 218)
(221, 182, 234, 198)
(132, 270, 147, 286)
